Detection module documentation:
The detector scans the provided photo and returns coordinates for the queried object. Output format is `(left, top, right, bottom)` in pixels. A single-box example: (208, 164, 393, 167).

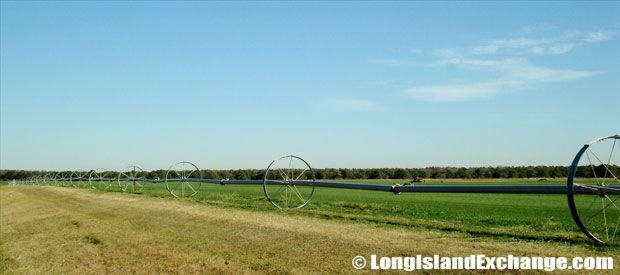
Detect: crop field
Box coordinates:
(117, 178, 611, 243)
(36, 178, 616, 242)
(1, 178, 619, 274)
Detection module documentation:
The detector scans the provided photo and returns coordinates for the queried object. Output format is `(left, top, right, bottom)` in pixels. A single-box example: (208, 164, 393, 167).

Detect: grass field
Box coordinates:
(42, 178, 613, 244)
(1, 179, 619, 274)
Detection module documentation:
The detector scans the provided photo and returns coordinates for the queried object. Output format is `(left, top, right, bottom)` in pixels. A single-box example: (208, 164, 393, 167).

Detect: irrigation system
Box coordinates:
(10, 135, 620, 244)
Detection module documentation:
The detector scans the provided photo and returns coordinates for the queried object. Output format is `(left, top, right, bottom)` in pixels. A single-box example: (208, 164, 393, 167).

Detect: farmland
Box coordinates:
(1, 179, 619, 274)
(49, 178, 617, 243)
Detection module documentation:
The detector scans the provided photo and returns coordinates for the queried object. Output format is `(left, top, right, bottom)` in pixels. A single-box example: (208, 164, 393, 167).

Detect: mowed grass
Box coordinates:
(91, 177, 612, 244)
(1, 185, 619, 274)
(5, 178, 615, 245)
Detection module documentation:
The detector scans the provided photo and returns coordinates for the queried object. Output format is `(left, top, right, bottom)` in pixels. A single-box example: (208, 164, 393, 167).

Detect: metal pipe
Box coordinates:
(283, 181, 620, 195)
(112, 177, 620, 196)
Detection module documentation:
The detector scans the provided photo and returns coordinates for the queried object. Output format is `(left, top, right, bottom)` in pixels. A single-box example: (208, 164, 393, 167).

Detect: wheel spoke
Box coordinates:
(284, 187, 289, 208)
(612, 215, 620, 242)
(604, 195, 620, 211)
(574, 183, 599, 191)
(294, 167, 308, 181)
(273, 163, 289, 181)
(602, 139, 617, 185)
(588, 149, 620, 185)
(272, 184, 287, 198)
(288, 185, 305, 202)
(185, 182, 197, 194)
(288, 156, 293, 181)
(602, 198, 609, 241)
(287, 186, 293, 207)
(122, 172, 129, 189)
(583, 195, 620, 225)
(581, 195, 600, 224)
(585, 151, 600, 186)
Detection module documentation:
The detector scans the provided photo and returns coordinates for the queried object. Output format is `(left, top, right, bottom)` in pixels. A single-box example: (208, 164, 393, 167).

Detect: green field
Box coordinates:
(2, 179, 619, 274)
(7, 178, 617, 245)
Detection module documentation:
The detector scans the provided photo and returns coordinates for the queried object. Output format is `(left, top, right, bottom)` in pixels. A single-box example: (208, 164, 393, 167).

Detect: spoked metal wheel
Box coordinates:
(263, 155, 316, 209)
(165, 161, 202, 197)
(568, 135, 620, 244)
(118, 166, 145, 192)
(44, 172, 55, 185)
(55, 172, 70, 187)
(54, 172, 61, 186)
(89, 168, 111, 190)
(70, 170, 86, 187)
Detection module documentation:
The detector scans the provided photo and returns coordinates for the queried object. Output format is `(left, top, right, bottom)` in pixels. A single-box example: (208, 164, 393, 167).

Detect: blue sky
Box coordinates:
(1, 1, 619, 171)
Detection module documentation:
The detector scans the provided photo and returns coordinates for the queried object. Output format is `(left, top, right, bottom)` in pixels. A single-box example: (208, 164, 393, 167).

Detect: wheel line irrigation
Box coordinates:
(11, 135, 620, 244)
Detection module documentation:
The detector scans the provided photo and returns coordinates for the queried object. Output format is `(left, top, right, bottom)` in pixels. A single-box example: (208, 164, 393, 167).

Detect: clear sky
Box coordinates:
(1, 1, 619, 171)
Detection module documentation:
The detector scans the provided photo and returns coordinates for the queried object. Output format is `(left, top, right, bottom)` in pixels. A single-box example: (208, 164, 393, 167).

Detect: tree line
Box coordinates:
(1, 165, 617, 181)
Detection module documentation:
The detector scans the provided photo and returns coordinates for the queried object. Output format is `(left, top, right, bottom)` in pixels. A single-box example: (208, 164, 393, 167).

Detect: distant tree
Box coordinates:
(575, 166, 589, 177)
(492, 168, 507, 178)
(1, 170, 17, 180)
(455, 168, 470, 179)
(394, 168, 411, 179)
(381, 168, 394, 179)
(551, 166, 566, 178)
(482, 169, 492, 179)
(233, 170, 250, 180)
(517, 167, 528, 178)
(594, 165, 607, 178)
(535, 166, 550, 178)
(472, 168, 483, 179)
(340, 169, 353, 179)
(219, 170, 234, 179)
(352, 169, 366, 179)
(331, 169, 343, 179)
(369, 169, 385, 179)
(445, 169, 455, 179)
(314, 170, 325, 180)
(507, 168, 518, 178)
(204, 170, 220, 180)
(152, 169, 167, 179)
(417, 169, 430, 178)
(525, 167, 536, 178)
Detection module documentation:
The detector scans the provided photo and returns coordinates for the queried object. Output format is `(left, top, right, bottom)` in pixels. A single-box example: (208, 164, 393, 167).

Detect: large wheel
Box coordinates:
(55, 172, 70, 187)
(568, 135, 620, 244)
(165, 161, 202, 197)
(118, 166, 145, 192)
(89, 168, 111, 190)
(263, 155, 316, 209)
(43, 172, 55, 185)
(54, 172, 61, 186)
(70, 170, 86, 187)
